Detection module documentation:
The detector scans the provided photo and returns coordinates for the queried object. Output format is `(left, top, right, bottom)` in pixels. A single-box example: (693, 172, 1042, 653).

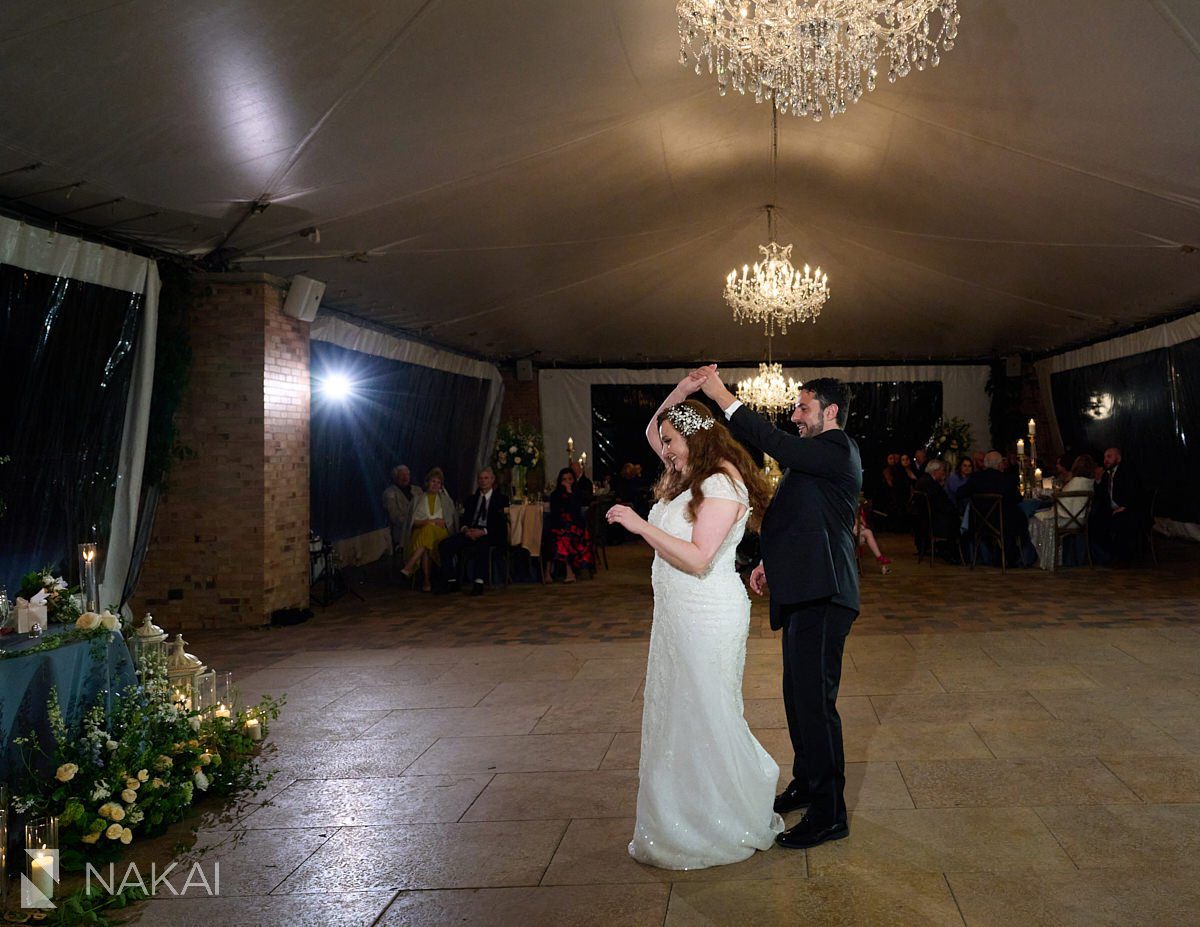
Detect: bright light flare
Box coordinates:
(320, 372, 354, 400)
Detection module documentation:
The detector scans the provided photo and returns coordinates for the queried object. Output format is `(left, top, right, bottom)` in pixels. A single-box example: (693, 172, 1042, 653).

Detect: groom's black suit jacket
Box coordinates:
(729, 405, 862, 630)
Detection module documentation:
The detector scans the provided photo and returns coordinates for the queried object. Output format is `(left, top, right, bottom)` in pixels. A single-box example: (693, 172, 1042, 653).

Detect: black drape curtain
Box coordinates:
(590, 380, 941, 498)
(310, 341, 490, 543)
(847, 381, 943, 499)
(0, 264, 143, 593)
(1051, 338, 1199, 523)
(591, 385, 763, 483)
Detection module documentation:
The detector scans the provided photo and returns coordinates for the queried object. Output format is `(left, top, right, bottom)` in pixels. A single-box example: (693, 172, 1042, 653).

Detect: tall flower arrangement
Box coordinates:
(492, 422, 542, 473)
(927, 417, 973, 467)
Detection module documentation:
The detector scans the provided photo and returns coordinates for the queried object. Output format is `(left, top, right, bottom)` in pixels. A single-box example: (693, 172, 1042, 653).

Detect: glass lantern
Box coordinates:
(193, 670, 217, 713)
(218, 672, 236, 711)
(24, 816, 58, 904)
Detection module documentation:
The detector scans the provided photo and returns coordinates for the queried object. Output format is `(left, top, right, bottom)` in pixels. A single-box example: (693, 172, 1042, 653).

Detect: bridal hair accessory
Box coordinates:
(667, 404, 715, 436)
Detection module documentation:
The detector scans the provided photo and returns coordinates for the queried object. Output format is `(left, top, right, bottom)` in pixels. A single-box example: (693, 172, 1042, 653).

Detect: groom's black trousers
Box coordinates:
(779, 597, 857, 827)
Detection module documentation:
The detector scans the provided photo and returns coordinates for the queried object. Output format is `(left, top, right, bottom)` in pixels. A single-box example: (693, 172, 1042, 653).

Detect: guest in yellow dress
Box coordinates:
(401, 467, 458, 591)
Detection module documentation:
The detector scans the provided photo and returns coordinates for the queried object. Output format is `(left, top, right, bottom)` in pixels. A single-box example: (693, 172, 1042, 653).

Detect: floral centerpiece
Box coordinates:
(927, 416, 973, 469)
(14, 655, 282, 870)
(18, 568, 83, 624)
(493, 421, 542, 499)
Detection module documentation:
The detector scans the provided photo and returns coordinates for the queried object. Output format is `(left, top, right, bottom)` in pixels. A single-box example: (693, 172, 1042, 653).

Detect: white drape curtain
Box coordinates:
(0, 215, 160, 609)
(539, 364, 990, 474)
(1034, 310, 1200, 540)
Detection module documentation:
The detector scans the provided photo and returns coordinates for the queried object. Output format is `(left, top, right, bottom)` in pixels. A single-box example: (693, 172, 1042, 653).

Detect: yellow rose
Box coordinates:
(121, 789, 138, 803)
(119, 828, 133, 845)
(125, 778, 141, 791)
(105, 823, 123, 840)
(98, 802, 115, 819)
(151, 778, 165, 789)
(55, 763, 79, 782)
(109, 805, 126, 822)
(199, 753, 212, 766)
(100, 613, 120, 631)
(76, 613, 101, 630)
(81, 832, 101, 844)
(137, 769, 149, 782)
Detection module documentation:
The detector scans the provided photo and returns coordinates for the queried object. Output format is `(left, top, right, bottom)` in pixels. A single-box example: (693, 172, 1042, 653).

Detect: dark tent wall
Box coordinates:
(1038, 310, 1200, 534)
(310, 341, 492, 549)
(0, 264, 143, 592)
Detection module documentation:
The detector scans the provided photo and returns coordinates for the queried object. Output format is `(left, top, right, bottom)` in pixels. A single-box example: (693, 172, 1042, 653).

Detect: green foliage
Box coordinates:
(14, 660, 284, 869)
(0, 627, 109, 661)
(44, 883, 150, 926)
(142, 262, 195, 489)
(927, 417, 973, 457)
(14, 569, 82, 624)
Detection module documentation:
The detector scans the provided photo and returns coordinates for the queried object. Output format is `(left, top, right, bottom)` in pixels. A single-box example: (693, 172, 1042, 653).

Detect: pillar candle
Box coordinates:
(31, 852, 54, 900)
(567, 436, 574, 453)
(1017, 439, 1024, 455)
(1028, 418, 1036, 437)
(244, 718, 262, 741)
(214, 704, 231, 720)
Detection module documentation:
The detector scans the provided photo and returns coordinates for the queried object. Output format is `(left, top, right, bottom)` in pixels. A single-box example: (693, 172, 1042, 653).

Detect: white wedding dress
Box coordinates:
(629, 473, 784, 869)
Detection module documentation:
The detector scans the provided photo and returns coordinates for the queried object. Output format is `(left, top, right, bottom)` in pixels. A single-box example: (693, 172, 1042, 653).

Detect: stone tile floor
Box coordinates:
(120, 541, 1200, 926)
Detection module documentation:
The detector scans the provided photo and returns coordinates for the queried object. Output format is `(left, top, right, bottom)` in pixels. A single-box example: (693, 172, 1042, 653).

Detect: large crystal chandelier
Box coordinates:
(677, 1, 960, 121)
(737, 335, 802, 414)
(725, 227, 828, 335)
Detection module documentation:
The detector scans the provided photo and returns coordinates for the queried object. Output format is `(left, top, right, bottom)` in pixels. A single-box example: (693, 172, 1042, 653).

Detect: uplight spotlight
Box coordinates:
(321, 372, 354, 400)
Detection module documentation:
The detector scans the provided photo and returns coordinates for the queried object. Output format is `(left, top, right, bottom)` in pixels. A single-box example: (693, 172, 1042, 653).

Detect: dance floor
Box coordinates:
(126, 541, 1200, 926)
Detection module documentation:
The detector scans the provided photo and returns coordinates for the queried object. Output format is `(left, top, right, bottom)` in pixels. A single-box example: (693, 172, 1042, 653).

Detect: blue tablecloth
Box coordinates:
(0, 627, 138, 780)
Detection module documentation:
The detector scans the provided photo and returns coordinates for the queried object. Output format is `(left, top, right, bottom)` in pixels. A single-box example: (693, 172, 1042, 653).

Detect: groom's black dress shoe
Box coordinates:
(773, 783, 813, 814)
(775, 814, 849, 850)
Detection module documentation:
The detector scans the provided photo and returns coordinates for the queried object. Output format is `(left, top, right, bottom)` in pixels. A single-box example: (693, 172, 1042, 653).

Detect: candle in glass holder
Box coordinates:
(214, 703, 231, 720)
(244, 717, 262, 741)
(1017, 439, 1025, 455)
(31, 851, 54, 899)
(24, 816, 57, 903)
(78, 543, 99, 614)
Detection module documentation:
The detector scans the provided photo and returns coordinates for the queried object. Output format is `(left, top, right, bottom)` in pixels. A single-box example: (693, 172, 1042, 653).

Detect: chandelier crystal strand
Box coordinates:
(677, 1, 959, 121)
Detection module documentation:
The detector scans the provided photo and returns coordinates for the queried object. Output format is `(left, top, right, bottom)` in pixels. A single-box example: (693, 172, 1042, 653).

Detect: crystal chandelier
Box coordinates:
(725, 227, 828, 335)
(737, 337, 802, 414)
(677, 1, 960, 121)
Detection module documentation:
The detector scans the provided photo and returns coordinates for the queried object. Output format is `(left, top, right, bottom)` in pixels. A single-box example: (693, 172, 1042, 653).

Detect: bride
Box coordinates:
(605, 373, 784, 869)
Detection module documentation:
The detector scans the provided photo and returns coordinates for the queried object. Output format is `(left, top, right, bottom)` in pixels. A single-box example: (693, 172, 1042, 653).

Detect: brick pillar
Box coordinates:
(133, 273, 310, 628)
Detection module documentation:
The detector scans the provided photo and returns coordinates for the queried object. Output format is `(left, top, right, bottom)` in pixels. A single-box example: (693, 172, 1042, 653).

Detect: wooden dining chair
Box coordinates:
(968, 493, 1007, 572)
(1050, 490, 1093, 570)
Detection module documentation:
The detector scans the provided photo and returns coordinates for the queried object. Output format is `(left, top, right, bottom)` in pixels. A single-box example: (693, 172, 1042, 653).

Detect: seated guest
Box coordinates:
(1030, 454, 1097, 568)
(547, 467, 593, 582)
(1054, 454, 1073, 484)
(570, 458, 594, 506)
(972, 450, 986, 472)
(440, 468, 509, 595)
(899, 453, 919, 483)
(401, 467, 458, 591)
(913, 460, 962, 560)
(1095, 446, 1147, 562)
(913, 447, 930, 474)
(945, 457, 974, 508)
(961, 451, 1025, 565)
(383, 465, 419, 555)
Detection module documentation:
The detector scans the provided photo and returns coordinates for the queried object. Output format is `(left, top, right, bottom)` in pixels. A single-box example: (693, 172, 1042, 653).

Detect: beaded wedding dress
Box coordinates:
(629, 474, 784, 869)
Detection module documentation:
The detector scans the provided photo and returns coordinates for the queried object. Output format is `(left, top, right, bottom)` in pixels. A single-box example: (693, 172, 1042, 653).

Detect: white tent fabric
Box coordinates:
(0, 1, 1197, 365)
(1034, 310, 1200, 540)
(0, 215, 160, 609)
(541, 364, 989, 477)
(309, 313, 504, 563)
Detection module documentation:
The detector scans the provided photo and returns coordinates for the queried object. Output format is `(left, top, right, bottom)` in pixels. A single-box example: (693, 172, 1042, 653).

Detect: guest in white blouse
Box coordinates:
(1030, 454, 1096, 570)
(400, 467, 458, 591)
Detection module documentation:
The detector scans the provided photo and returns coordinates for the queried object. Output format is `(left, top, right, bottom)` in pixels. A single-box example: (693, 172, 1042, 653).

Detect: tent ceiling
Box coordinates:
(2, 0, 1198, 363)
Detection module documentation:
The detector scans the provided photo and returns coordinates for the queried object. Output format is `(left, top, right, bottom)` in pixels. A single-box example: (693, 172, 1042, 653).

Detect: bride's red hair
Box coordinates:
(653, 400, 772, 532)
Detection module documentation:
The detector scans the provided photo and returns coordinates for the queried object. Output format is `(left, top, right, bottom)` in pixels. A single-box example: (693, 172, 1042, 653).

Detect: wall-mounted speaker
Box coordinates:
(282, 275, 325, 322)
(516, 358, 534, 381)
(1005, 354, 1022, 378)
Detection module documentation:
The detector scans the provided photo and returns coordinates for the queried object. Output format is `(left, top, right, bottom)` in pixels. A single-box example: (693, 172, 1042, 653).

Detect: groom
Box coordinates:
(696, 365, 862, 850)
